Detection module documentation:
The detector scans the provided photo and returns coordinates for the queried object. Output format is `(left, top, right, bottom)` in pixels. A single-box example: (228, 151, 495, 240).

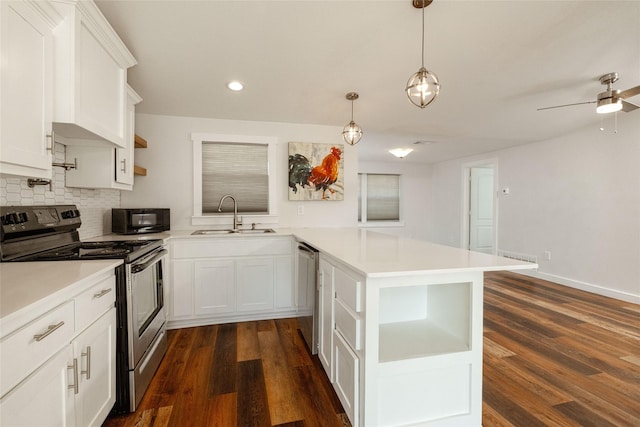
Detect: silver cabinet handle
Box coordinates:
(93, 288, 112, 299)
(46, 131, 55, 152)
(81, 346, 91, 380)
(68, 358, 79, 394)
(120, 158, 127, 172)
(33, 321, 64, 342)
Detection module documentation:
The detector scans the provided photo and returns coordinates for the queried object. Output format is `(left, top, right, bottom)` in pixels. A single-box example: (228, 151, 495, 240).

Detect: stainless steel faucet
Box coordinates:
(217, 194, 241, 231)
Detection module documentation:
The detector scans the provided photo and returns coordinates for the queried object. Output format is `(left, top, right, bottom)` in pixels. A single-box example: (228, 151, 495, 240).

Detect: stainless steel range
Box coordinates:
(0, 204, 168, 414)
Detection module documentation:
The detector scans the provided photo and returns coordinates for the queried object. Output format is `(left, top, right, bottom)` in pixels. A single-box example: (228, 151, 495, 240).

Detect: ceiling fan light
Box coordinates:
(596, 97, 622, 114)
(389, 148, 413, 158)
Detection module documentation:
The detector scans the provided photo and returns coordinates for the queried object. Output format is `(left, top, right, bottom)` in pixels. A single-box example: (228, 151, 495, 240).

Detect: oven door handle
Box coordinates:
(131, 248, 168, 274)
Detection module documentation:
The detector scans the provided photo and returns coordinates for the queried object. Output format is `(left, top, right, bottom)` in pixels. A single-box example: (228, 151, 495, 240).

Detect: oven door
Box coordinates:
(126, 248, 168, 368)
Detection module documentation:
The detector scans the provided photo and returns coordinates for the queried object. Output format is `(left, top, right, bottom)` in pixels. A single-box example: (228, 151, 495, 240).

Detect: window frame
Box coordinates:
(192, 133, 278, 226)
(358, 172, 404, 228)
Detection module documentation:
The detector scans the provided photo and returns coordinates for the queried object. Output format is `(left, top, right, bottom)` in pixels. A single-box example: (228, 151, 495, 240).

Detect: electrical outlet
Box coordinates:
(297, 205, 304, 216)
(544, 251, 551, 261)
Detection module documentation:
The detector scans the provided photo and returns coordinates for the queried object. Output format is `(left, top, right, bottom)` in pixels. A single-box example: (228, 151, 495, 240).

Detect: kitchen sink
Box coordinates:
(191, 228, 275, 235)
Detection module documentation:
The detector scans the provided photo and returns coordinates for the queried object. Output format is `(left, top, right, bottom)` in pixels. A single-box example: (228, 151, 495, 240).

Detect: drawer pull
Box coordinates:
(68, 358, 79, 395)
(81, 346, 91, 380)
(93, 288, 112, 299)
(33, 321, 65, 342)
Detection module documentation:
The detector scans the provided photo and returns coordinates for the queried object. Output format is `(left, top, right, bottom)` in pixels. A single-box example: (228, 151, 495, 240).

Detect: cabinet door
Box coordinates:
(333, 331, 359, 427)
(194, 259, 235, 315)
(236, 258, 274, 312)
(0, 1, 53, 178)
(274, 255, 294, 310)
(0, 346, 75, 426)
(170, 260, 194, 318)
(318, 258, 334, 379)
(73, 308, 116, 427)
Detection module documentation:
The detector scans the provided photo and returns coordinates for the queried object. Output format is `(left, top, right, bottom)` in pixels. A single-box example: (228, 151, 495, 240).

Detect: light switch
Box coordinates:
(297, 205, 304, 216)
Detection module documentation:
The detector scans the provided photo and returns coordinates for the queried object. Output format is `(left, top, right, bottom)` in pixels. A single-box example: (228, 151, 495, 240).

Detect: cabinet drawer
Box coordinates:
(334, 267, 362, 313)
(75, 275, 116, 333)
(334, 298, 361, 351)
(0, 301, 74, 397)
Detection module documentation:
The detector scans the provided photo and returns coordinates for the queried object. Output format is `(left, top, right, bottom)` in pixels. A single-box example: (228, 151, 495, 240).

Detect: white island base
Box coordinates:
(292, 228, 536, 427)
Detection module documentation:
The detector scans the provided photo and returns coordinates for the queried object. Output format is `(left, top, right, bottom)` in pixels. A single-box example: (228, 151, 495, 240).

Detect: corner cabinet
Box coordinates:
(0, 0, 61, 179)
(317, 253, 484, 427)
(168, 236, 295, 328)
(51, 0, 136, 148)
(65, 85, 142, 190)
(0, 269, 117, 427)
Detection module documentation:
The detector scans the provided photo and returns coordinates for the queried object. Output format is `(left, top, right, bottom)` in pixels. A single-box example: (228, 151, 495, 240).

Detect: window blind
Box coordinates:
(202, 142, 269, 214)
(366, 174, 400, 221)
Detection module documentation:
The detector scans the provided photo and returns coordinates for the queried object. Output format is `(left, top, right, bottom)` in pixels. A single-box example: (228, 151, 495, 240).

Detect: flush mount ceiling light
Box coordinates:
(227, 81, 244, 91)
(342, 92, 363, 145)
(389, 148, 414, 158)
(406, 0, 440, 109)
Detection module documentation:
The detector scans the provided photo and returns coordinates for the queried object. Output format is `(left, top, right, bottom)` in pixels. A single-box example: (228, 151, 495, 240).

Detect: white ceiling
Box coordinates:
(95, 0, 640, 164)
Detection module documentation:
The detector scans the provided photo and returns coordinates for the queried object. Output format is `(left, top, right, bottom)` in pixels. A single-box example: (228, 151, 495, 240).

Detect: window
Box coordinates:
(358, 173, 401, 224)
(192, 134, 277, 225)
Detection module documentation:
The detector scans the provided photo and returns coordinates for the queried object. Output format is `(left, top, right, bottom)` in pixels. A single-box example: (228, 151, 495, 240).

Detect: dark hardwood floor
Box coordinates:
(103, 271, 640, 427)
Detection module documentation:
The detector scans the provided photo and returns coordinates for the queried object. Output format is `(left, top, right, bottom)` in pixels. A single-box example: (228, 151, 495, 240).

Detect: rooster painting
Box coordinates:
(288, 143, 344, 200)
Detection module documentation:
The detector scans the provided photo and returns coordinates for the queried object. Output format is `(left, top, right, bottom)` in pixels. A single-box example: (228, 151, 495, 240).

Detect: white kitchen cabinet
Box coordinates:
(51, 0, 136, 148)
(236, 258, 275, 312)
(194, 259, 235, 316)
(0, 0, 60, 179)
(73, 308, 116, 427)
(333, 330, 359, 426)
(168, 236, 295, 329)
(64, 85, 141, 190)
(317, 257, 334, 378)
(0, 267, 117, 427)
(0, 345, 76, 426)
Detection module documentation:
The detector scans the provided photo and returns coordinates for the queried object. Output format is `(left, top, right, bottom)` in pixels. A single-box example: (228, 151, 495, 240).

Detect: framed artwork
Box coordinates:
(288, 142, 344, 201)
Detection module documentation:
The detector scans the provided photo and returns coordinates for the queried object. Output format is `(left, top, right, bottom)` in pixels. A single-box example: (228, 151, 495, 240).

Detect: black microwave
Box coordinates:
(112, 208, 170, 234)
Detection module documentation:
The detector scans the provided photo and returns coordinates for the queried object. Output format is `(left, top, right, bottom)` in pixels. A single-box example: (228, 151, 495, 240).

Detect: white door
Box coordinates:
(469, 167, 494, 254)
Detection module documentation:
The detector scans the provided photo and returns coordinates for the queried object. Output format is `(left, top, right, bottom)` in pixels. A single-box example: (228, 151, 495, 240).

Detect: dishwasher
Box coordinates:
(297, 241, 319, 354)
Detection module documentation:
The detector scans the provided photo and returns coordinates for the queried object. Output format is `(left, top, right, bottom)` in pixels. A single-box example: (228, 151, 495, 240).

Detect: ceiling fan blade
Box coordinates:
(618, 85, 640, 99)
(621, 99, 639, 112)
(537, 101, 595, 111)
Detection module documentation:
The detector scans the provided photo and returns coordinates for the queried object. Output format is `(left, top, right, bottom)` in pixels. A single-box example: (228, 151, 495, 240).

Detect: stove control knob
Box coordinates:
(17, 212, 28, 223)
(3, 213, 19, 224)
(61, 209, 79, 219)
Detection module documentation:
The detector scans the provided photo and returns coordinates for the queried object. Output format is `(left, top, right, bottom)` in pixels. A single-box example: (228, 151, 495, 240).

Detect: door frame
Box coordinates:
(461, 158, 498, 253)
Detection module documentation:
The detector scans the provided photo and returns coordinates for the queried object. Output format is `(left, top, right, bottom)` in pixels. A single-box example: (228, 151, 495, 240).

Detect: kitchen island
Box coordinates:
(292, 228, 536, 427)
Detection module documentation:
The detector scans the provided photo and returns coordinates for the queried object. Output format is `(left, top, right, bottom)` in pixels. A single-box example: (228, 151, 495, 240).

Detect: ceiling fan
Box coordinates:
(538, 73, 640, 114)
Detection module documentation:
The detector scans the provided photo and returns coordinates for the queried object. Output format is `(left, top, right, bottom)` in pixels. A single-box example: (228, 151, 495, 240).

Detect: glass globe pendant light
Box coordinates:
(406, 0, 440, 108)
(342, 92, 363, 145)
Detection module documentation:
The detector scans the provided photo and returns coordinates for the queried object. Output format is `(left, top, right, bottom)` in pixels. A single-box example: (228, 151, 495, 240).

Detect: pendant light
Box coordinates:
(406, 0, 440, 108)
(342, 92, 363, 145)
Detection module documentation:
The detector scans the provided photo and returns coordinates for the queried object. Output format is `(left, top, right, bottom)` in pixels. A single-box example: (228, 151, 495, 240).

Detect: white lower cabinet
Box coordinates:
(333, 330, 359, 426)
(73, 308, 116, 427)
(194, 259, 235, 315)
(0, 270, 117, 427)
(0, 346, 75, 426)
(168, 236, 294, 328)
(318, 257, 334, 378)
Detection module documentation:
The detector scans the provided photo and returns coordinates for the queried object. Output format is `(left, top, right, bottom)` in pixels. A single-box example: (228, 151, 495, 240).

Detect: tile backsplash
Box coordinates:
(0, 143, 120, 239)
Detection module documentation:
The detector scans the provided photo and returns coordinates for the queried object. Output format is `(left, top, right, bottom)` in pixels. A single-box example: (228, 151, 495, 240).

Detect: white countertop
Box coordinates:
(0, 260, 122, 327)
(291, 228, 537, 277)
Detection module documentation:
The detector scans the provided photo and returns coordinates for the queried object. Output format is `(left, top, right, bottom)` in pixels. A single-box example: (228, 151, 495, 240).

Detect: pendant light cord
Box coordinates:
(421, 0, 425, 67)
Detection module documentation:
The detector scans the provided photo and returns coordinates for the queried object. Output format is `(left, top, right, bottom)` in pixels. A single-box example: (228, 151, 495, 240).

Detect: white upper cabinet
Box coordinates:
(65, 84, 141, 190)
(0, 1, 61, 179)
(51, 0, 136, 148)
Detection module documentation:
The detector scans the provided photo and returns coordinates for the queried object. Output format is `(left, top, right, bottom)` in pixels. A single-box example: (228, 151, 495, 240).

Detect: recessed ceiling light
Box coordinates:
(227, 81, 244, 91)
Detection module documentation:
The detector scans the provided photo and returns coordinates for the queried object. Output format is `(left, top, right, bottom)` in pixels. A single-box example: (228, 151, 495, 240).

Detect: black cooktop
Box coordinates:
(21, 239, 162, 262)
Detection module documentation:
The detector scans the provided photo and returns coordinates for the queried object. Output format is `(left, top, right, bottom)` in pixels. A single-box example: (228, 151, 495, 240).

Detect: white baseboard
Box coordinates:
(167, 309, 299, 330)
(511, 269, 640, 304)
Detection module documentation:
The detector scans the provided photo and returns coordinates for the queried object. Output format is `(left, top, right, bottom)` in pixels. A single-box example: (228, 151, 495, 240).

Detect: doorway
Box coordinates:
(462, 161, 497, 254)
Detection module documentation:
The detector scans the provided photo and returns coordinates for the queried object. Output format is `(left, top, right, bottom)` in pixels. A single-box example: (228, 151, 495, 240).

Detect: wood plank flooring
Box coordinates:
(103, 271, 640, 427)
